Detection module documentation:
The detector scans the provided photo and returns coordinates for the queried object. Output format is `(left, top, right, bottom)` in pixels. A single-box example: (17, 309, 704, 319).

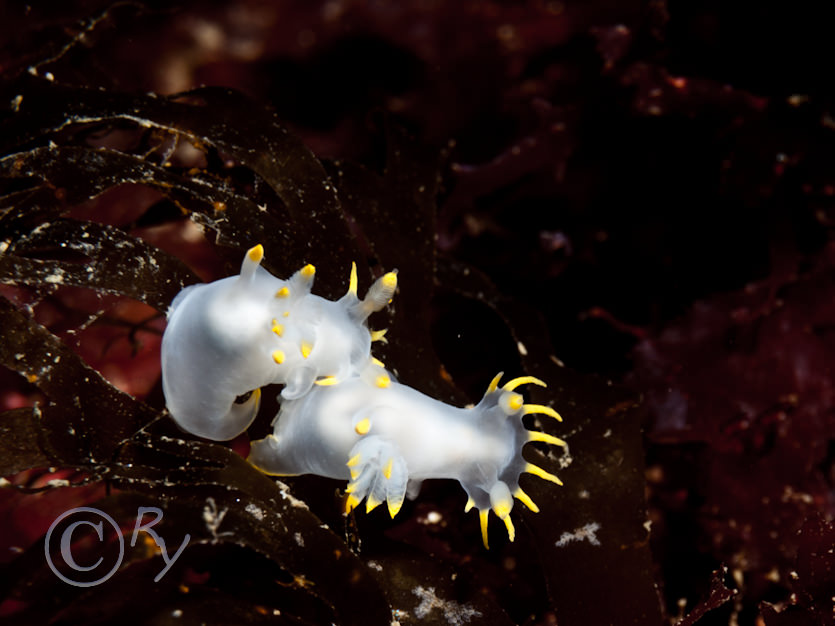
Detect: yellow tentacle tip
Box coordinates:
(247, 244, 264, 262)
(375, 374, 390, 389)
(523, 404, 563, 421)
(348, 262, 358, 296)
(275, 286, 290, 298)
(486, 372, 504, 393)
(347, 453, 361, 468)
(525, 463, 563, 486)
(527, 430, 567, 447)
(344, 494, 361, 513)
(503, 375, 547, 392)
(382, 458, 394, 480)
(315, 376, 340, 386)
(300, 341, 313, 359)
(354, 418, 371, 435)
(366, 494, 381, 513)
(382, 271, 398, 289)
(370, 328, 388, 343)
(464, 498, 475, 513)
(514, 488, 540, 513)
(503, 515, 516, 542)
(301, 264, 315, 278)
(272, 350, 285, 365)
(479, 509, 490, 549)
(387, 499, 403, 518)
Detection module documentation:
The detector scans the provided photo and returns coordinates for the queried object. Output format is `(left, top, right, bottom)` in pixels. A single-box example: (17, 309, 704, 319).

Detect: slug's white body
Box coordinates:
(161, 245, 395, 440)
(161, 245, 565, 547)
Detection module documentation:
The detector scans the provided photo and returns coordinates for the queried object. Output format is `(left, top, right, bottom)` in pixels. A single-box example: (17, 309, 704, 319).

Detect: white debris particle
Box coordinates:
(294, 532, 304, 547)
(275, 480, 308, 509)
(555, 522, 601, 547)
(0, 240, 9, 253)
(412, 586, 481, 625)
(426, 511, 442, 524)
(44, 272, 65, 284)
(245, 503, 264, 521)
(171, 609, 182, 618)
(203, 497, 233, 540)
(0, 477, 10, 487)
(516, 341, 528, 356)
(46, 479, 70, 488)
(367, 560, 383, 572)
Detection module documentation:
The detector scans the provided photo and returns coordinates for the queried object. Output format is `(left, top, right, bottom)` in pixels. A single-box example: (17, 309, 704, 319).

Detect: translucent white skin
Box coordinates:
(161, 248, 395, 440)
(248, 372, 565, 543)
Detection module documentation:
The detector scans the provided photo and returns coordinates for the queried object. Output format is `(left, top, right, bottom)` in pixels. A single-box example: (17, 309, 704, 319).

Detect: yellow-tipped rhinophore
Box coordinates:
(486, 372, 504, 393)
(525, 463, 563, 486)
(479, 510, 490, 549)
(272, 350, 285, 364)
(347, 453, 361, 468)
(383, 458, 394, 480)
(348, 262, 358, 296)
(301, 264, 315, 278)
(503, 375, 546, 392)
(314, 376, 340, 386)
(523, 404, 562, 421)
(370, 329, 388, 343)
(355, 418, 371, 435)
(527, 431, 567, 447)
(275, 286, 290, 298)
(247, 244, 264, 262)
(514, 488, 540, 513)
(503, 515, 516, 542)
(300, 341, 313, 359)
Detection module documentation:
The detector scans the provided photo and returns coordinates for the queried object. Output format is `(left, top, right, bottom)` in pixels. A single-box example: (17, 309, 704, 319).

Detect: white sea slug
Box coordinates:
(248, 372, 566, 547)
(161, 245, 396, 441)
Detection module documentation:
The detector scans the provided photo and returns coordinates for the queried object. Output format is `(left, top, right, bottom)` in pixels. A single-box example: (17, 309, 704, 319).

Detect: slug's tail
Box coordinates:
(343, 435, 408, 519)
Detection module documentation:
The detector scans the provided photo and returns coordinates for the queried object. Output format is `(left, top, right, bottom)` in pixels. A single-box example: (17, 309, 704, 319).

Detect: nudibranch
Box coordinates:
(248, 372, 566, 548)
(161, 245, 397, 440)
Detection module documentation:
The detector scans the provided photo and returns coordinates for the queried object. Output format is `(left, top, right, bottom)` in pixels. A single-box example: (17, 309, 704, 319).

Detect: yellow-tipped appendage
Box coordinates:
(370, 329, 388, 343)
(354, 418, 371, 435)
(382, 458, 393, 480)
(275, 286, 290, 298)
(479, 510, 490, 549)
(247, 244, 264, 262)
(301, 264, 315, 279)
(525, 462, 563, 486)
(503, 375, 547, 392)
(347, 453, 361, 468)
(375, 374, 390, 389)
(527, 431, 567, 447)
(486, 372, 504, 393)
(514, 488, 540, 513)
(300, 341, 313, 359)
(314, 376, 340, 386)
(348, 262, 358, 296)
(272, 350, 285, 364)
(523, 404, 563, 421)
